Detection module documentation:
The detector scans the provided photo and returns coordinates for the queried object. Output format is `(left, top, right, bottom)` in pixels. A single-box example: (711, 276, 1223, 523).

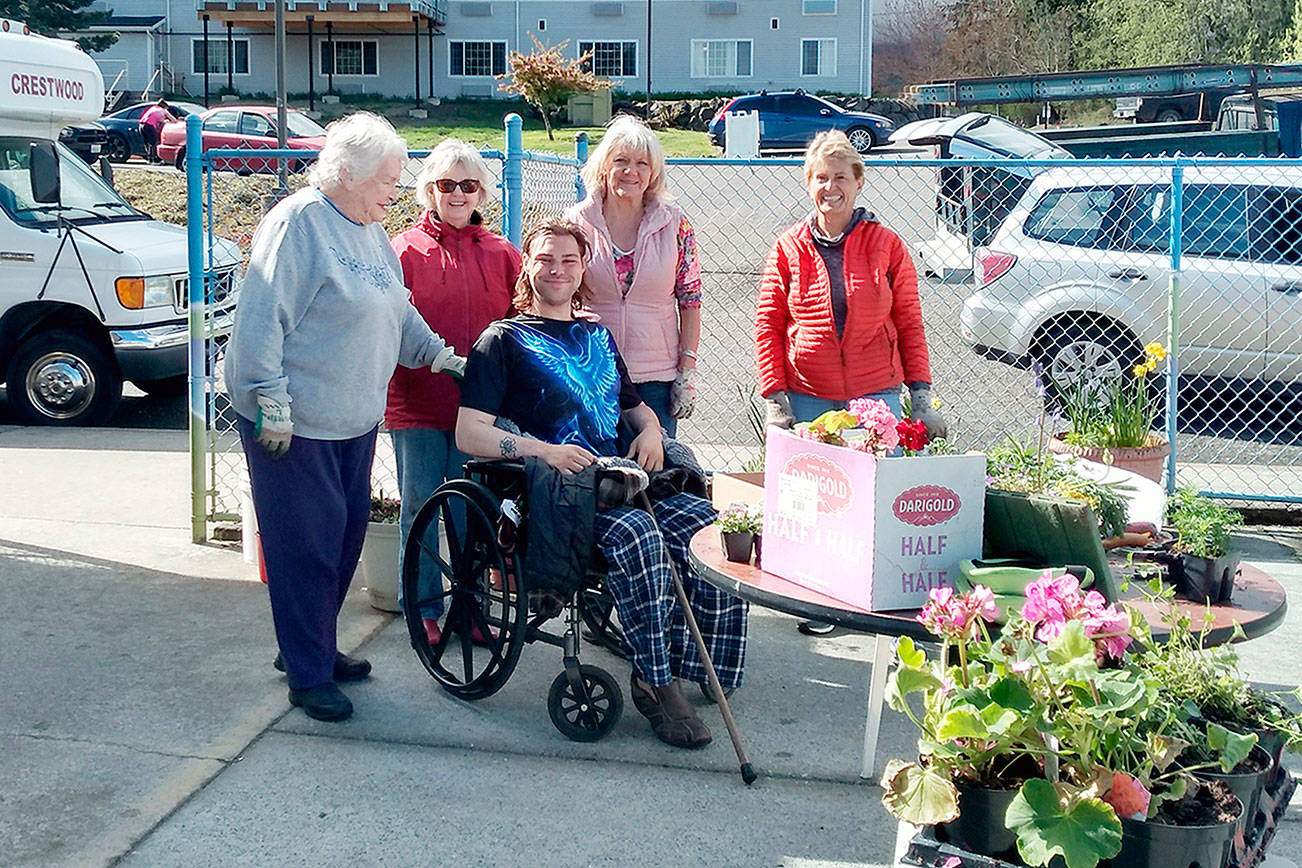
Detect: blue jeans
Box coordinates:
(391, 427, 466, 619)
(788, 388, 904, 456)
(634, 380, 677, 439)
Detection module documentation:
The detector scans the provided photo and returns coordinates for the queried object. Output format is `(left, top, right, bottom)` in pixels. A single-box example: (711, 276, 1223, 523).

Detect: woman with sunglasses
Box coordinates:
(386, 139, 521, 642)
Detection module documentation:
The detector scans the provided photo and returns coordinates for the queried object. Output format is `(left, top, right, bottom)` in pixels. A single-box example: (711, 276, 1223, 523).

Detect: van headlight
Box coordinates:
(115, 275, 174, 309)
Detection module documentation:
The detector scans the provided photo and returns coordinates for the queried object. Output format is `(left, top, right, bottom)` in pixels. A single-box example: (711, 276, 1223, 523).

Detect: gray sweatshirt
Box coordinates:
(225, 188, 448, 440)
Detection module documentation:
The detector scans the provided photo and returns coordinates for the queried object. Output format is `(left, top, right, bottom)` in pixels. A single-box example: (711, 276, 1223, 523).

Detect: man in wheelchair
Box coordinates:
(454, 218, 747, 749)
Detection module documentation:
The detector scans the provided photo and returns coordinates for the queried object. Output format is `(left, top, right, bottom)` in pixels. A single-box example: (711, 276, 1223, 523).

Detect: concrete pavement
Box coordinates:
(1, 425, 1300, 867)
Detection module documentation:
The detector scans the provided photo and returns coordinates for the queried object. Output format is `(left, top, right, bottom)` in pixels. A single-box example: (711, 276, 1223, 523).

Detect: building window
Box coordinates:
(690, 39, 752, 78)
(578, 40, 637, 78)
(801, 38, 836, 76)
(320, 40, 378, 76)
(192, 38, 249, 75)
(450, 40, 508, 77)
(538, 18, 546, 30)
(771, 17, 780, 29)
(803, 0, 837, 12)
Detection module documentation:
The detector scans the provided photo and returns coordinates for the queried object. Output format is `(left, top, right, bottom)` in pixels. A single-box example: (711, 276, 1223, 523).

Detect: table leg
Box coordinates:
(862, 632, 893, 780)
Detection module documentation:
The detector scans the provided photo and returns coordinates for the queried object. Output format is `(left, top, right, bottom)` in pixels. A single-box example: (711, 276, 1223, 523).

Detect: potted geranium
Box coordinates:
(716, 503, 761, 563)
(1047, 342, 1171, 483)
(359, 491, 402, 612)
(1164, 488, 1244, 603)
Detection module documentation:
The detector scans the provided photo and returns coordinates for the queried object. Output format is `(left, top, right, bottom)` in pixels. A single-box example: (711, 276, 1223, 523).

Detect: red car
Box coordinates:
(156, 105, 327, 174)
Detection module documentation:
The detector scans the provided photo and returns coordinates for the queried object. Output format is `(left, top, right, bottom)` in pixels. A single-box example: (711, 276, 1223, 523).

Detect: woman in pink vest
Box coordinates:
(565, 116, 701, 438)
(387, 139, 520, 641)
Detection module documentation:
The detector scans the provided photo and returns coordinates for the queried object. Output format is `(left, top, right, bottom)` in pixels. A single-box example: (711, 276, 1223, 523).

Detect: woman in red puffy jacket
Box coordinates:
(387, 140, 520, 642)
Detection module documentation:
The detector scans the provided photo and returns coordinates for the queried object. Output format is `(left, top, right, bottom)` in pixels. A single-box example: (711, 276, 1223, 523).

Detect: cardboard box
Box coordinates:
(761, 428, 986, 612)
(711, 471, 764, 511)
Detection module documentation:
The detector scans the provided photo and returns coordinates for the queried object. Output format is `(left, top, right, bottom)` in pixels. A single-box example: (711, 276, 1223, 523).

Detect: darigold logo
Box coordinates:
(783, 453, 854, 515)
(893, 484, 961, 526)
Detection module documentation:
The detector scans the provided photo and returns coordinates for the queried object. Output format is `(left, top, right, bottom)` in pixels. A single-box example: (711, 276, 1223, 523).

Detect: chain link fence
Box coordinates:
(188, 123, 1302, 538)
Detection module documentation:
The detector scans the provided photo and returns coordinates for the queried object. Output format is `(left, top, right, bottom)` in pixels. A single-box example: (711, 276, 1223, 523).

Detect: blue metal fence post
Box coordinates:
(574, 131, 589, 202)
(503, 113, 523, 247)
(1165, 163, 1183, 495)
(185, 114, 207, 543)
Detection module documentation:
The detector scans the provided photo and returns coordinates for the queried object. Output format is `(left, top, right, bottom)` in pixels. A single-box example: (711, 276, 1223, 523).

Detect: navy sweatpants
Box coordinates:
(237, 415, 377, 690)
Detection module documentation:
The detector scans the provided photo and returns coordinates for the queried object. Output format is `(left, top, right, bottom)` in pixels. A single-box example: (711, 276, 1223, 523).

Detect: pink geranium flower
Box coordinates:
(1020, 570, 1135, 662)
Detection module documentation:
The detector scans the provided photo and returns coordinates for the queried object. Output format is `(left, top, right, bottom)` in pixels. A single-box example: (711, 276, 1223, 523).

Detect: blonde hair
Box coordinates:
(579, 115, 668, 203)
(513, 219, 594, 314)
(308, 111, 407, 190)
(802, 130, 865, 183)
(415, 139, 495, 211)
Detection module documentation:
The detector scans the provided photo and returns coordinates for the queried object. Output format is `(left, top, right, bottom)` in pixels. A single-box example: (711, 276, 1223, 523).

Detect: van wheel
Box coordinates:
(846, 127, 876, 154)
(1032, 320, 1141, 410)
(5, 331, 122, 426)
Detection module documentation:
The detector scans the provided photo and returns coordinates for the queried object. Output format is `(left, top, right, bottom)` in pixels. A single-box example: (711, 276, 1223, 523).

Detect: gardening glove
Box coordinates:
(254, 395, 293, 458)
(908, 383, 948, 441)
(430, 345, 467, 382)
(764, 390, 795, 428)
(669, 368, 698, 419)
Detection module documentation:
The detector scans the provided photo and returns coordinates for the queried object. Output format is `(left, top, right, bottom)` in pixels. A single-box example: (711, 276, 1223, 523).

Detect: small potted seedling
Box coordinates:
(1167, 488, 1243, 603)
(716, 503, 762, 564)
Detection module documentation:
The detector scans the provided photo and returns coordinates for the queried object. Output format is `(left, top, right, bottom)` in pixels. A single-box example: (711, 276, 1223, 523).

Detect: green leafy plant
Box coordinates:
(1166, 488, 1243, 558)
(985, 437, 1129, 538)
(715, 504, 761, 534)
(370, 492, 401, 524)
(1058, 342, 1168, 449)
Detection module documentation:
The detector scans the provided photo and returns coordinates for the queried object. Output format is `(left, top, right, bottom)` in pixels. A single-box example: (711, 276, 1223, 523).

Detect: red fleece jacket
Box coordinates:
(755, 218, 931, 401)
(385, 210, 520, 430)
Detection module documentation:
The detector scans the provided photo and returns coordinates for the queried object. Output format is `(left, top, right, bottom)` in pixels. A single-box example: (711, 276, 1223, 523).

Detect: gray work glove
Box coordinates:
(254, 395, 293, 458)
(764, 390, 795, 429)
(669, 368, 697, 419)
(908, 383, 948, 440)
(430, 345, 467, 381)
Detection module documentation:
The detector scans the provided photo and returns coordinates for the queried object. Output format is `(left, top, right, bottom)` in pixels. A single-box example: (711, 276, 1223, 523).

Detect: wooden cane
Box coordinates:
(637, 491, 757, 784)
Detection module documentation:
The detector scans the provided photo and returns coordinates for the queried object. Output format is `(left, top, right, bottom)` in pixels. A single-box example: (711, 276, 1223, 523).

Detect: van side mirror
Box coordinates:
(30, 142, 60, 204)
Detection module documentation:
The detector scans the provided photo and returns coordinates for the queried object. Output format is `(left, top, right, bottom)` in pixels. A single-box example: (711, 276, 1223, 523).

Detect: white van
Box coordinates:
(0, 19, 240, 425)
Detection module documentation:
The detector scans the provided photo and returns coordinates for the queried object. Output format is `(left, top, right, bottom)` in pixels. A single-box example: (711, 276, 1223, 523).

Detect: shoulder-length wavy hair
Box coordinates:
(578, 114, 668, 204)
(512, 218, 594, 314)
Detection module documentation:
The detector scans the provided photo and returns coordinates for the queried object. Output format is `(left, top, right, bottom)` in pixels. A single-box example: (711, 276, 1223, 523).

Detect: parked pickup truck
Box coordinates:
(1113, 87, 1238, 123)
(1044, 92, 1302, 158)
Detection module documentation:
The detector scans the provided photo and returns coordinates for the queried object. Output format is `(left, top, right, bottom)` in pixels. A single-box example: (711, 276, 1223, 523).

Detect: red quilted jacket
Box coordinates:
(755, 218, 931, 401)
(385, 210, 520, 430)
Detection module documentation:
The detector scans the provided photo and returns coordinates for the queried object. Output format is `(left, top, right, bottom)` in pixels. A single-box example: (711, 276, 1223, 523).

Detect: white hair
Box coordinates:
(415, 139, 496, 211)
(308, 111, 408, 190)
(579, 114, 668, 203)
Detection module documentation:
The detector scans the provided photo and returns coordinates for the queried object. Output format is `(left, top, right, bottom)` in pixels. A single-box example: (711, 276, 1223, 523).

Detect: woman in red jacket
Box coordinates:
(754, 129, 947, 634)
(387, 139, 520, 642)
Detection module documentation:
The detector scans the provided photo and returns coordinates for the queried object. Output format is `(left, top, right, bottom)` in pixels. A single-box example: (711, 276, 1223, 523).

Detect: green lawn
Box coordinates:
(331, 98, 715, 156)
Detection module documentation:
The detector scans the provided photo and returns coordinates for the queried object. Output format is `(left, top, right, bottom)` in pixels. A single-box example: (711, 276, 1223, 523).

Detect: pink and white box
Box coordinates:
(761, 428, 986, 612)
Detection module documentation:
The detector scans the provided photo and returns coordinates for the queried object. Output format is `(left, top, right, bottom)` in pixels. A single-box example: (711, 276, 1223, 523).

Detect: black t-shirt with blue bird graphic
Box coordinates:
(460, 315, 644, 456)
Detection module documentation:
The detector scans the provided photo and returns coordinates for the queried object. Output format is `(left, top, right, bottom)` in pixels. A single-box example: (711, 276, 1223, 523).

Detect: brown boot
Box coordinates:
(631, 674, 712, 749)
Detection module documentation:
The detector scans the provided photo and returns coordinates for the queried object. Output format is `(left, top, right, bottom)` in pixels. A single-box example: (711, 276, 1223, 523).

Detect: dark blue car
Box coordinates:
(98, 100, 207, 162)
(708, 90, 894, 154)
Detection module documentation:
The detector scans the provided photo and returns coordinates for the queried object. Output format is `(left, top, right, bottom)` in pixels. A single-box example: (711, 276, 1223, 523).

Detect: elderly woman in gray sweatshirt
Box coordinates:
(226, 112, 464, 723)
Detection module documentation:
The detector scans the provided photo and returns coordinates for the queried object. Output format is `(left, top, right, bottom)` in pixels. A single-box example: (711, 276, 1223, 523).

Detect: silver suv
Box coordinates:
(960, 164, 1302, 391)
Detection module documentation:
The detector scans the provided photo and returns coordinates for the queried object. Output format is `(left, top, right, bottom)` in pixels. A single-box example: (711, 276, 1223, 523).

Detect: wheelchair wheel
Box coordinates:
(577, 587, 627, 660)
(403, 480, 528, 700)
(547, 665, 623, 742)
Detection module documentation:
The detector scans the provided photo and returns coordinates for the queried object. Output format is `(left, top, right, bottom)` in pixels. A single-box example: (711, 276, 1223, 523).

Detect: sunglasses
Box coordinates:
(434, 178, 482, 194)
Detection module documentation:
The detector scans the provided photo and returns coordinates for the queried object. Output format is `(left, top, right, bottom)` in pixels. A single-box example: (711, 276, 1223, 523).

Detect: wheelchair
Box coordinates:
(401, 459, 631, 742)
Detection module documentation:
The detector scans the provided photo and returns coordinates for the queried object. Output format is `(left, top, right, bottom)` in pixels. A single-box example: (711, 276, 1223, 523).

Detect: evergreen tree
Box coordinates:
(0, 0, 117, 52)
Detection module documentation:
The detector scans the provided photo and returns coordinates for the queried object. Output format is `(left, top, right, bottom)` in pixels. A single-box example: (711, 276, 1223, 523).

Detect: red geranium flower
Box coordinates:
(896, 418, 930, 452)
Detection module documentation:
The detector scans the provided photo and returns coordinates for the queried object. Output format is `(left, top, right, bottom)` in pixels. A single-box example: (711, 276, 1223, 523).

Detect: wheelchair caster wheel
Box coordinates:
(548, 665, 623, 742)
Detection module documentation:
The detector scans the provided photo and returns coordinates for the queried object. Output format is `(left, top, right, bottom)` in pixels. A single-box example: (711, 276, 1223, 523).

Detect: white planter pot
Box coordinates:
(358, 521, 402, 613)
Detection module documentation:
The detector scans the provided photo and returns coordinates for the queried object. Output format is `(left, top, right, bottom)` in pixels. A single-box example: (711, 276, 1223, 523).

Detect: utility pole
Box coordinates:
(645, 0, 652, 120)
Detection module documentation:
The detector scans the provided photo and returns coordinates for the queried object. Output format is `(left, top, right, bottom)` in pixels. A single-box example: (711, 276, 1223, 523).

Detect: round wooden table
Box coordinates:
(688, 526, 1288, 778)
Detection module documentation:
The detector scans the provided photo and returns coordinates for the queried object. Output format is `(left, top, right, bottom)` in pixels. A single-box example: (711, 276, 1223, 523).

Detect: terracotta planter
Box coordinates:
(1048, 434, 1171, 483)
(358, 521, 402, 612)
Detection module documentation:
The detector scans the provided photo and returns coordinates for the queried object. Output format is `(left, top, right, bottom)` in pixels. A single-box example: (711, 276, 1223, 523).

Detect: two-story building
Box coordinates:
(78, 0, 876, 103)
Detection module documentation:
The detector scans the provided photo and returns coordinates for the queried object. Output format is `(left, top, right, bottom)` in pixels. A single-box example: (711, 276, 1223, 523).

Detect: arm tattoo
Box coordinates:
(499, 436, 518, 458)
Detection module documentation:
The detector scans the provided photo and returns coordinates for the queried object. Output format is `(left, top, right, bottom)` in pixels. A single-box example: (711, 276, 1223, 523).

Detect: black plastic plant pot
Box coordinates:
(1107, 810, 1238, 868)
(1176, 553, 1240, 603)
(753, 534, 762, 568)
(935, 781, 1021, 862)
(720, 531, 755, 564)
(1193, 744, 1274, 844)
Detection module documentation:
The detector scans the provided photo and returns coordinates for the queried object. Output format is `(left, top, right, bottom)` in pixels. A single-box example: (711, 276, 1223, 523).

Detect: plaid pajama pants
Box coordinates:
(593, 492, 748, 689)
